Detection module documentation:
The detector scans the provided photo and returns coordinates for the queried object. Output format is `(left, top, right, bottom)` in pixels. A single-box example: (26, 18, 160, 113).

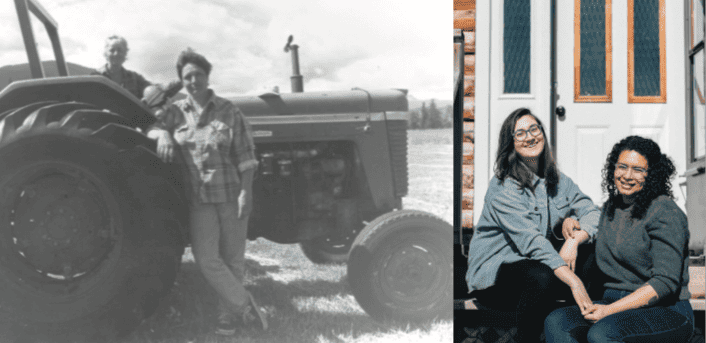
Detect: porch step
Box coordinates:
(689, 266, 704, 298)
(690, 266, 705, 311)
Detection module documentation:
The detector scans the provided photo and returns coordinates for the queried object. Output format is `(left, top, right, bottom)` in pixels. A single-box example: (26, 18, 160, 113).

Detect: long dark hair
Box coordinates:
(494, 108, 559, 196)
(601, 135, 676, 219)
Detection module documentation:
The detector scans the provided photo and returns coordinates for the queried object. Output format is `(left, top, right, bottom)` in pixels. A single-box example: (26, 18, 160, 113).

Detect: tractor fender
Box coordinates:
(0, 76, 156, 130)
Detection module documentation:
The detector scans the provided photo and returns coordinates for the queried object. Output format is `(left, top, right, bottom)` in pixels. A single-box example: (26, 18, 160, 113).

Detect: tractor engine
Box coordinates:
(249, 141, 361, 244)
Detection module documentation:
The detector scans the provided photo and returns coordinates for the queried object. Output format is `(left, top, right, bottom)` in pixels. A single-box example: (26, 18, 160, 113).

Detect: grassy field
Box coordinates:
(125, 129, 454, 343)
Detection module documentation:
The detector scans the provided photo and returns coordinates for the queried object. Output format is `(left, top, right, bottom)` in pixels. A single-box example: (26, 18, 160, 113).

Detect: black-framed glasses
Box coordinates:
(513, 124, 542, 141)
(615, 163, 648, 178)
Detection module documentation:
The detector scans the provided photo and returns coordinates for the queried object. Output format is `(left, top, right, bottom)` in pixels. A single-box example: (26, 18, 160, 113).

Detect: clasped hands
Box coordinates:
(568, 272, 610, 323)
(560, 218, 609, 322)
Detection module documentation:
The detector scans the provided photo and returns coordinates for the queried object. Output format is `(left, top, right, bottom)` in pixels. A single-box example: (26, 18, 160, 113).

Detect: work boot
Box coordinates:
(215, 313, 236, 336)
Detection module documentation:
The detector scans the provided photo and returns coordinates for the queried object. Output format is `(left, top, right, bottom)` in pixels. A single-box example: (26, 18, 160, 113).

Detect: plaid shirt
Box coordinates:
(93, 64, 151, 99)
(150, 90, 258, 204)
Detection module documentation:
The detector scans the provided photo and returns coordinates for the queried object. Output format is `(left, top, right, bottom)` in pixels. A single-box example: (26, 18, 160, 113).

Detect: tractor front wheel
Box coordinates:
(347, 210, 452, 322)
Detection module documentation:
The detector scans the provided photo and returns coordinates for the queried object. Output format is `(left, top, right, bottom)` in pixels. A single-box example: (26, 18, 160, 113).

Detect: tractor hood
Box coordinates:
(228, 89, 409, 116)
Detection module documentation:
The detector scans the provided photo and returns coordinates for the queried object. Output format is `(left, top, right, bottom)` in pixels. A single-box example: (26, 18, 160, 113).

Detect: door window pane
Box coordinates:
(580, 0, 607, 96)
(632, 0, 662, 97)
(504, 0, 531, 94)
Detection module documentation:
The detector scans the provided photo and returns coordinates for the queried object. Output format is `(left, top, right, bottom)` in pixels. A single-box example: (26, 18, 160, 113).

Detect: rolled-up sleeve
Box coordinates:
(646, 203, 689, 299)
(566, 177, 601, 242)
(488, 188, 566, 270)
(231, 107, 258, 172)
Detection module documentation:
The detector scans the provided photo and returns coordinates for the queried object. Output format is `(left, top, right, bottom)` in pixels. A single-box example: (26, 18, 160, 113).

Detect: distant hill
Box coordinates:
(0, 61, 95, 90)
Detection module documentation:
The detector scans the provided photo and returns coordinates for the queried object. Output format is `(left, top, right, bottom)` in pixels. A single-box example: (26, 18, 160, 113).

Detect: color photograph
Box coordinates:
(455, 0, 706, 342)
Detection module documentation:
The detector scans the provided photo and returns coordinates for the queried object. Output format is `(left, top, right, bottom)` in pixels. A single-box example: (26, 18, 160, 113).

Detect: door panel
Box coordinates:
(555, 0, 685, 209)
(575, 127, 611, 203)
(555, 0, 626, 205)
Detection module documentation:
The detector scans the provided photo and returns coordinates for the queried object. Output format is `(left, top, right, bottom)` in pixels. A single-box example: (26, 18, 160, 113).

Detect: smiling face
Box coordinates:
(614, 150, 649, 198)
(513, 114, 545, 159)
(104, 40, 127, 67)
(182, 63, 210, 99)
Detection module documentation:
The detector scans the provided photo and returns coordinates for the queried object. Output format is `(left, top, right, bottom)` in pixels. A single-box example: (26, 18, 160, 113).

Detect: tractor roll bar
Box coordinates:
(15, 0, 69, 79)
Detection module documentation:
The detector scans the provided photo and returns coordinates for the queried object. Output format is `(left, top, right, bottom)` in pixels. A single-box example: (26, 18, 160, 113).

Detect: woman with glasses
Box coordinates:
(544, 136, 694, 342)
(465, 108, 602, 343)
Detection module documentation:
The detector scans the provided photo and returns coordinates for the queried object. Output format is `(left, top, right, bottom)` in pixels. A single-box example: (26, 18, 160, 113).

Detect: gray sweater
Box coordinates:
(596, 195, 691, 301)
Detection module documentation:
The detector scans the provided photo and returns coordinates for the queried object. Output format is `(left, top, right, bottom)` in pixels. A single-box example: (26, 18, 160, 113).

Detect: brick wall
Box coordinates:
(455, 1, 475, 230)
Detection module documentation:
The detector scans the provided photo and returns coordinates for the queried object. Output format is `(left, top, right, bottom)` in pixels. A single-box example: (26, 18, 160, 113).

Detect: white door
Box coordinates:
(486, 0, 553, 180)
(478, 0, 688, 225)
(554, 0, 687, 208)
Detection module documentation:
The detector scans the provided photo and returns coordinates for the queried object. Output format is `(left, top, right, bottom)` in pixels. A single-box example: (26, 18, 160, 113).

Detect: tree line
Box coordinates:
(407, 100, 453, 129)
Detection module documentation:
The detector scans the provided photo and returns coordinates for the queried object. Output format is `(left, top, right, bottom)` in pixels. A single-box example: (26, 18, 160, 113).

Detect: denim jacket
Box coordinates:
(465, 172, 600, 294)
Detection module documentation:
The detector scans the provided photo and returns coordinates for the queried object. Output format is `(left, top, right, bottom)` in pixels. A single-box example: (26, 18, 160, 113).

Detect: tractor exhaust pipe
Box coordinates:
(284, 35, 304, 93)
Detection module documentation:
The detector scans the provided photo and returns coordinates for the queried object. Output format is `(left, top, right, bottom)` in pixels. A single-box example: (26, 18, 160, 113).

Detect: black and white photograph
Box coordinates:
(455, 0, 705, 342)
(0, 0, 453, 342)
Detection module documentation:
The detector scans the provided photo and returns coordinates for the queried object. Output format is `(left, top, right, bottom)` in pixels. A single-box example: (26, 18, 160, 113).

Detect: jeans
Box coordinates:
(470, 241, 601, 343)
(190, 201, 251, 317)
(544, 288, 695, 343)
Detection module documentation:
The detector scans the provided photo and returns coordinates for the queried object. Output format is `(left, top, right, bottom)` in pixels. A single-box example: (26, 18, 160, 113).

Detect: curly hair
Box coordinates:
(601, 135, 676, 219)
(176, 48, 212, 80)
(494, 108, 559, 196)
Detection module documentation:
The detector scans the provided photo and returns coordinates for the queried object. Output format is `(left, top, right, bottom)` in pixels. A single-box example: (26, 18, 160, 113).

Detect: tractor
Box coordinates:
(0, 0, 452, 340)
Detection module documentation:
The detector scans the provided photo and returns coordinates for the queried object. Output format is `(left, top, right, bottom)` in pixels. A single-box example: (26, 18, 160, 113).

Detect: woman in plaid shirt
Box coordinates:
(147, 49, 267, 336)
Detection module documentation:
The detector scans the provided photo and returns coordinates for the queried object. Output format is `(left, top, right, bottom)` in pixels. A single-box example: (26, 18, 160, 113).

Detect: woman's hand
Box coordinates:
(238, 189, 252, 219)
(569, 279, 593, 313)
(583, 304, 611, 322)
(554, 266, 593, 312)
(562, 217, 581, 240)
(559, 239, 579, 272)
(153, 130, 174, 163)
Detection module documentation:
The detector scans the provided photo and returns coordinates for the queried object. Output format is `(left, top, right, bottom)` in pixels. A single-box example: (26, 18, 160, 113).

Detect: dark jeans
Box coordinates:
(470, 240, 601, 343)
(544, 288, 695, 343)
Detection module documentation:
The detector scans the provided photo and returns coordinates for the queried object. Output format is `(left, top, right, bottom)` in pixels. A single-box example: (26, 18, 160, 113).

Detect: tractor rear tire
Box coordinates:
(0, 102, 185, 342)
(347, 210, 452, 322)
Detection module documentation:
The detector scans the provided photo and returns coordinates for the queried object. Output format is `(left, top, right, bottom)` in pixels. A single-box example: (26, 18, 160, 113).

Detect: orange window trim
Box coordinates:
(627, 0, 667, 103)
(574, 0, 612, 103)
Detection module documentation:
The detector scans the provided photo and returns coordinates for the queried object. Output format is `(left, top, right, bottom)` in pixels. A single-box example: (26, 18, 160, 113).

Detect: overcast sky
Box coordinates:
(0, 0, 451, 100)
